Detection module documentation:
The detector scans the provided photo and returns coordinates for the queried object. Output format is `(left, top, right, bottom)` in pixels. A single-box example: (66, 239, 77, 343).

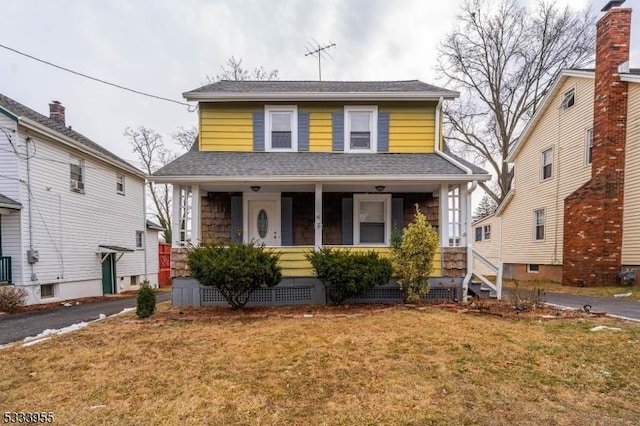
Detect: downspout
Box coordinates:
(143, 177, 148, 284)
(433, 97, 477, 302)
(25, 136, 36, 282)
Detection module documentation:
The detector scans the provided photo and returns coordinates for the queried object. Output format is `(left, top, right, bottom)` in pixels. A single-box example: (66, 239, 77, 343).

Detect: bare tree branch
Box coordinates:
(438, 0, 595, 203)
(205, 56, 279, 83)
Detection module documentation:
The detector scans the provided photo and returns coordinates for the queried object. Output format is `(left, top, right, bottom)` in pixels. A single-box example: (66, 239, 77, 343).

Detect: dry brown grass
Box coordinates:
(1, 303, 640, 425)
(503, 279, 640, 301)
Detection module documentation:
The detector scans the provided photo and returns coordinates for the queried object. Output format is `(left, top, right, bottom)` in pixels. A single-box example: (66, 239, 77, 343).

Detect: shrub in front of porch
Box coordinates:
(306, 248, 393, 305)
(187, 242, 282, 309)
(391, 205, 439, 303)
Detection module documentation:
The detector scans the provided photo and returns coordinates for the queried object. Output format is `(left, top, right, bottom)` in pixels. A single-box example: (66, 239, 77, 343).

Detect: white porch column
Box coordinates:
(439, 184, 449, 247)
(191, 185, 201, 246)
(314, 183, 323, 250)
(171, 184, 181, 247)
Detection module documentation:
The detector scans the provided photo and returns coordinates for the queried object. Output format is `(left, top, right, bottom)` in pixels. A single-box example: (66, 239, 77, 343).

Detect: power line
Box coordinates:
(0, 42, 195, 110)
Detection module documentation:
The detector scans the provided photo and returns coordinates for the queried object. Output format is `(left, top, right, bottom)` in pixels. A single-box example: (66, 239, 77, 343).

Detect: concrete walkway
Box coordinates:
(0, 292, 171, 345)
(544, 292, 640, 322)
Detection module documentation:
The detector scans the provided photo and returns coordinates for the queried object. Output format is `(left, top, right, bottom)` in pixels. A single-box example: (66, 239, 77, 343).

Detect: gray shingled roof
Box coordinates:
(0, 193, 21, 209)
(153, 151, 488, 178)
(0, 93, 141, 175)
(185, 80, 458, 96)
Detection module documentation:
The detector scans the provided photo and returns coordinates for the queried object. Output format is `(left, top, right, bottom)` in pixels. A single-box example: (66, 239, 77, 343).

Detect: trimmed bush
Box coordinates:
(306, 247, 393, 305)
(136, 280, 156, 319)
(0, 285, 28, 313)
(391, 204, 439, 303)
(187, 242, 282, 309)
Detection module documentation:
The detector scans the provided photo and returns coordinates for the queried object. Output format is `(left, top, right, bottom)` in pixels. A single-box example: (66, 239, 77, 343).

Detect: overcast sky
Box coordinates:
(1, 0, 639, 170)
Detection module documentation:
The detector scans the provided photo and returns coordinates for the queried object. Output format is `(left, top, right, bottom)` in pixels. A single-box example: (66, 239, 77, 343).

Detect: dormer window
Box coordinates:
(265, 105, 297, 151)
(344, 106, 378, 153)
(561, 88, 575, 109)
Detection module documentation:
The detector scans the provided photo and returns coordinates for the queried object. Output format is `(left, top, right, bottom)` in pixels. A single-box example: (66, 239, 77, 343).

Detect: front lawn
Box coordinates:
(504, 279, 640, 301)
(1, 304, 639, 425)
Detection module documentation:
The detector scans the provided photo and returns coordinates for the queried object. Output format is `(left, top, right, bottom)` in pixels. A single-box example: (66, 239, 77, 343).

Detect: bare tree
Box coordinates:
(125, 126, 177, 242)
(438, 0, 595, 203)
(206, 56, 279, 83)
(171, 126, 198, 151)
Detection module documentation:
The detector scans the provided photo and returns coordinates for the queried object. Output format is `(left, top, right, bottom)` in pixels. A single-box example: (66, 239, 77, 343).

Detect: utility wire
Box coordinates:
(0, 42, 195, 110)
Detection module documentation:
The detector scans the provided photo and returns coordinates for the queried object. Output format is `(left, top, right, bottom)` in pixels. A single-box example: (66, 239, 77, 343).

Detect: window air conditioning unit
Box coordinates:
(70, 179, 85, 191)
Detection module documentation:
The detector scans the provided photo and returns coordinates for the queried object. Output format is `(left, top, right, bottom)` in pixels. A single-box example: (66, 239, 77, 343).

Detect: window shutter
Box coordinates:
(231, 196, 243, 243)
(281, 197, 293, 246)
(392, 197, 403, 236)
(341, 198, 353, 245)
(253, 111, 265, 151)
(298, 112, 309, 151)
(332, 112, 344, 152)
(378, 112, 389, 152)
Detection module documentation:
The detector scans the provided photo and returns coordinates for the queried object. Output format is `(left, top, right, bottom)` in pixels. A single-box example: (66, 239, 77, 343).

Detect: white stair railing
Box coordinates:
(471, 249, 503, 299)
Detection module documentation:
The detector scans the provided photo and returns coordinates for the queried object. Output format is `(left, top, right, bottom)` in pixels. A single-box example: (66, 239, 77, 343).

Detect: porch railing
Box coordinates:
(0, 256, 12, 284)
(471, 249, 502, 299)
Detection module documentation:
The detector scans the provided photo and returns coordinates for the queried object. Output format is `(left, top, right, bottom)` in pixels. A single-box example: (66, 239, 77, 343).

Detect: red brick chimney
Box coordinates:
(49, 100, 65, 125)
(563, 5, 631, 286)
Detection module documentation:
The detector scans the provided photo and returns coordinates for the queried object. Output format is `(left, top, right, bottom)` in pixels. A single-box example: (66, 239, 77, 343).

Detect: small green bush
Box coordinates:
(391, 204, 439, 303)
(187, 242, 282, 309)
(306, 247, 393, 305)
(0, 285, 28, 313)
(136, 280, 156, 319)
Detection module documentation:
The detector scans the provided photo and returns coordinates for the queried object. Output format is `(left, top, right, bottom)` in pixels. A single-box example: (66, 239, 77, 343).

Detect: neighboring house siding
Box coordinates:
(501, 77, 593, 266)
(198, 102, 438, 153)
(472, 215, 501, 277)
(622, 83, 640, 266)
(199, 103, 254, 151)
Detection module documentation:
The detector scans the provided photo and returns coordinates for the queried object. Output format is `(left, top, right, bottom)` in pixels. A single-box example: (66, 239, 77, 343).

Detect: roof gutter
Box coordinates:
(183, 91, 460, 102)
(149, 173, 490, 184)
(433, 96, 473, 175)
(17, 117, 146, 179)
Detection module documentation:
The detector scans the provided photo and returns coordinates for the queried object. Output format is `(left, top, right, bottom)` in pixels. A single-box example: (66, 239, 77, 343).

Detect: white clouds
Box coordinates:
(0, 0, 639, 162)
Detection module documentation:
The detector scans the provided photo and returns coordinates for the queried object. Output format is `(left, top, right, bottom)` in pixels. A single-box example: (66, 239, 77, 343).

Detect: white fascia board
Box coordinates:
(149, 173, 491, 184)
(183, 91, 460, 102)
(620, 74, 640, 83)
(494, 189, 514, 217)
(471, 212, 496, 226)
(18, 117, 146, 179)
(506, 70, 594, 162)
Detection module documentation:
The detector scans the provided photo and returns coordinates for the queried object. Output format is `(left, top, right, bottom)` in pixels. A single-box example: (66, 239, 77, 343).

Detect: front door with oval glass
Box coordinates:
(247, 199, 280, 246)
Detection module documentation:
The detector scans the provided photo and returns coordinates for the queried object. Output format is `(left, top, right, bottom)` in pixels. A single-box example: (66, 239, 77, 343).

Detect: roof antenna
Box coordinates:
(304, 39, 336, 81)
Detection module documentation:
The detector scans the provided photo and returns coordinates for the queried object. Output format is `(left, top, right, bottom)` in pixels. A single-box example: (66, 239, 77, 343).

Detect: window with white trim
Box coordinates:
(527, 264, 540, 273)
(585, 128, 593, 165)
(534, 209, 545, 241)
(135, 231, 144, 249)
(70, 156, 85, 192)
(344, 106, 378, 153)
(353, 194, 391, 245)
(448, 185, 462, 246)
(116, 174, 125, 194)
(40, 284, 55, 298)
(265, 106, 297, 151)
(561, 88, 575, 109)
(474, 225, 491, 242)
(541, 148, 553, 180)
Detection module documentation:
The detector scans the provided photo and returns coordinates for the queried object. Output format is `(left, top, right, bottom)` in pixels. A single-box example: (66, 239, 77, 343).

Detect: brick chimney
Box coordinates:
(49, 100, 65, 125)
(563, 4, 631, 286)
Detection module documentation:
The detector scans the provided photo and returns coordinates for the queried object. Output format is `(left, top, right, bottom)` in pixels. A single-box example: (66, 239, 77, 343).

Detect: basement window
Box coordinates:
(527, 264, 540, 273)
(561, 88, 575, 109)
(40, 284, 55, 298)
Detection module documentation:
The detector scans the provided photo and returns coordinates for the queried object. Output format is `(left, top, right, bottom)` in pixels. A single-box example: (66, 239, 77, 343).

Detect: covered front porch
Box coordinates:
(170, 180, 471, 282)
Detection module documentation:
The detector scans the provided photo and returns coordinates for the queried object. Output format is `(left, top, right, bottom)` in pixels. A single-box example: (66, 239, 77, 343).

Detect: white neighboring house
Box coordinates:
(0, 94, 160, 305)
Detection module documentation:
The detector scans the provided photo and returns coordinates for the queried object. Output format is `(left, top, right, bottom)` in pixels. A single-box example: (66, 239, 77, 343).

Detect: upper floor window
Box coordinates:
(70, 156, 85, 192)
(116, 174, 125, 195)
(585, 128, 593, 165)
(561, 88, 575, 109)
(534, 209, 545, 241)
(541, 148, 553, 180)
(265, 105, 297, 152)
(344, 106, 378, 153)
(135, 231, 144, 249)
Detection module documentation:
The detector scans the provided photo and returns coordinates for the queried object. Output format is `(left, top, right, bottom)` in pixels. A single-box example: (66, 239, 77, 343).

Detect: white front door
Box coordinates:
(246, 196, 281, 246)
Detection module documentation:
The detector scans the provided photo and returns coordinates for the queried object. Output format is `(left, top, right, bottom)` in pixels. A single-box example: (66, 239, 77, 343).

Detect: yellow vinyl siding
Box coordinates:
(622, 83, 640, 265)
(500, 77, 594, 266)
(199, 104, 254, 151)
(275, 246, 442, 277)
(386, 107, 436, 152)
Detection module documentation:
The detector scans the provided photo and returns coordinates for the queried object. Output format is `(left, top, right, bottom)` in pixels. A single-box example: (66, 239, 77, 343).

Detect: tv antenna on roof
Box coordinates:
(305, 39, 336, 81)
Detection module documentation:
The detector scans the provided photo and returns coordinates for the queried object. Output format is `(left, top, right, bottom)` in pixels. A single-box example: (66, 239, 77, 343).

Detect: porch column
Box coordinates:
(439, 185, 448, 247)
(171, 184, 181, 247)
(314, 183, 323, 250)
(191, 185, 201, 246)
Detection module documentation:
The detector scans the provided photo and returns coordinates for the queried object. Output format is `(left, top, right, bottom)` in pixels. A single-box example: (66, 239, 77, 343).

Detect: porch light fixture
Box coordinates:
(250, 186, 261, 192)
(375, 185, 385, 192)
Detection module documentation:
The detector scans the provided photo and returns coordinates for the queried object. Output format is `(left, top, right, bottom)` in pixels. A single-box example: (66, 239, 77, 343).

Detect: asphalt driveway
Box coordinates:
(544, 292, 640, 321)
(0, 292, 171, 345)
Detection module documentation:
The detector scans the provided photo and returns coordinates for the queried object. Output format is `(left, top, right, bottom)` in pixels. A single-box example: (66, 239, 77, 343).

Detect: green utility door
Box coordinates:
(101, 254, 116, 295)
